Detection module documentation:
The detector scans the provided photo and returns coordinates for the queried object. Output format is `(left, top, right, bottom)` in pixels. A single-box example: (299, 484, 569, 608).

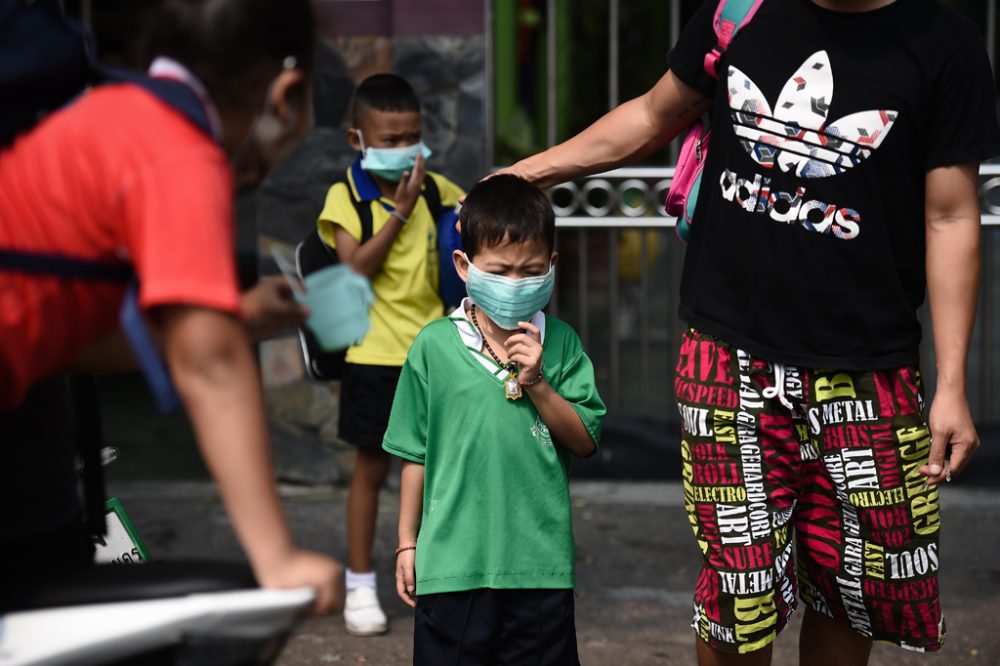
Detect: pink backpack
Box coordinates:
(665, 0, 764, 240)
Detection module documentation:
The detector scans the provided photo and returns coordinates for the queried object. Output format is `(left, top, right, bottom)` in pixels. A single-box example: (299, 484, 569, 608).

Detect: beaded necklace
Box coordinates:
(469, 304, 523, 400)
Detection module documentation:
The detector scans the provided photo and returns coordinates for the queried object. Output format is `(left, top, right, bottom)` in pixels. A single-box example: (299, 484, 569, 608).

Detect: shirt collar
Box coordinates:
(449, 297, 546, 350)
(147, 56, 223, 142)
(349, 154, 384, 202)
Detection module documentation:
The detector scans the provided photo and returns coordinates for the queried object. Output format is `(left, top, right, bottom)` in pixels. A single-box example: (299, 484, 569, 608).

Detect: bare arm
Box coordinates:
(395, 461, 425, 608)
(523, 380, 596, 457)
(332, 224, 400, 279)
(507, 322, 596, 457)
(332, 156, 426, 278)
(921, 162, 982, 484)
(161, 305, 343, 612)
(503, 71, 712, 188)
(73, 275, 309, 373)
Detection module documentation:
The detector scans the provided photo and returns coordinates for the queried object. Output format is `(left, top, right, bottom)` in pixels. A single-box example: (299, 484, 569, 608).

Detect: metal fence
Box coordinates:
(548, 164, 1000, 423)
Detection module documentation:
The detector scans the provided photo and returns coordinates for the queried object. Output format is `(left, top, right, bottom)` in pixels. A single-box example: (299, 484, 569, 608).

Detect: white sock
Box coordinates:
(346, 568, 377, 591)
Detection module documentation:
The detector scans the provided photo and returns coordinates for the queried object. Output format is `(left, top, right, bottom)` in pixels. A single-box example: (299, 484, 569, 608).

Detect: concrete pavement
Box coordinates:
(105, 479, 1000, 666)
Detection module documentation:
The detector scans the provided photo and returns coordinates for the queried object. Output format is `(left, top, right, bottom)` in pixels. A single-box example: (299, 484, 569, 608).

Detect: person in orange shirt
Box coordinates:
(0, 0, 341, 614)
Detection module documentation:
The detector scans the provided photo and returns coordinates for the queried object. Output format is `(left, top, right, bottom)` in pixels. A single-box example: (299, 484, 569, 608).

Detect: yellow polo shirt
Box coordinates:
(317, 161, 463, 366)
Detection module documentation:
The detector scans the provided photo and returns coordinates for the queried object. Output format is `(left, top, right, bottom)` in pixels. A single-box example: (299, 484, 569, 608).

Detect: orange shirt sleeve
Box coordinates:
(120, 146, 242, 316)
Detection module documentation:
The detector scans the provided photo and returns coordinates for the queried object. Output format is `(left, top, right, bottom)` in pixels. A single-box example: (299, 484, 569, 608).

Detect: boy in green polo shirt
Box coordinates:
(316, 73, 464, 636)
(383, 174, 605, 665)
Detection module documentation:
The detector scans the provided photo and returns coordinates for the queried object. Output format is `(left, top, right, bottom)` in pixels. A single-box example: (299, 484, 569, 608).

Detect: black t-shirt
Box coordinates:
(668, 0, 1000, 369)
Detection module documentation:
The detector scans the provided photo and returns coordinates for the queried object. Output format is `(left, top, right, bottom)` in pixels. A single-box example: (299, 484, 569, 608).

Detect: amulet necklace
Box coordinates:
(469, 305, 522, 400)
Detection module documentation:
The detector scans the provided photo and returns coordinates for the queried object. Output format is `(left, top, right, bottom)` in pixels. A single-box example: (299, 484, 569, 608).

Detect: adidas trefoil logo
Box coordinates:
(728, 50, 897, 179)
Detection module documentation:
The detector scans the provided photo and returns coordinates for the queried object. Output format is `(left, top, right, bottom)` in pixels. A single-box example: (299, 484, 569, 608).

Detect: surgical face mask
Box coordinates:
(357, 129, 432, 182)
(464, 255, 556, 330)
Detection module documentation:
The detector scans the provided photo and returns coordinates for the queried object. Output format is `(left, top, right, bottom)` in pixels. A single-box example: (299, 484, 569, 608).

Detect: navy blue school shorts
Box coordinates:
(414, 588, 579, 666)
(338, 362, 402, 450)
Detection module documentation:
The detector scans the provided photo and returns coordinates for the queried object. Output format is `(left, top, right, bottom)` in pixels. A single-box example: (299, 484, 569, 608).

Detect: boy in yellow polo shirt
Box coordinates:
(316, 73, 463, 636)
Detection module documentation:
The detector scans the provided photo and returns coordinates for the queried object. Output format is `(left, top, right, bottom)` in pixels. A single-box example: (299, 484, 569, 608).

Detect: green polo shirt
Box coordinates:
(383, 309, 605, 595)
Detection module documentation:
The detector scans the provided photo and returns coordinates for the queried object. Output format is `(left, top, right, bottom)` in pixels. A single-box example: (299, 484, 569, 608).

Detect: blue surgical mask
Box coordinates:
(357, 129, 432, 181)
(464, 255, 556, 330)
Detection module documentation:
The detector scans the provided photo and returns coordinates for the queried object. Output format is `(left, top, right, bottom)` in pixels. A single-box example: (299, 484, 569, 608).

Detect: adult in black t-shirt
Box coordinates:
(499, 0, 1000, 663)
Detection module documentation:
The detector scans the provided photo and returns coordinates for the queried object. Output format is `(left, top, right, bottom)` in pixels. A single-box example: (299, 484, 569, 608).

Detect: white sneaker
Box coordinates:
(344, 585, 388, 636)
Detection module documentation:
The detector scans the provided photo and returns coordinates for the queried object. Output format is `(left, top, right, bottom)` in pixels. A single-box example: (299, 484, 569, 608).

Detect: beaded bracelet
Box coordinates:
(395, 544, 417, 556)
(519, 364, 545, 387)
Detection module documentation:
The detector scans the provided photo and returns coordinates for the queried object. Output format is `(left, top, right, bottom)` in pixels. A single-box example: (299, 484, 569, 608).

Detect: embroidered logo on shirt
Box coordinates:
(531, 416, 553, 447)
(728, 51, 897, 179)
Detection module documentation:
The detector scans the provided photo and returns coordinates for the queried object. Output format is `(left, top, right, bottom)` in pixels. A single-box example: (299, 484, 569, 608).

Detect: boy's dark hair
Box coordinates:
(460, 175, 555, 258)
(152, 0, 315, 110)
(351, 74, 421, 126)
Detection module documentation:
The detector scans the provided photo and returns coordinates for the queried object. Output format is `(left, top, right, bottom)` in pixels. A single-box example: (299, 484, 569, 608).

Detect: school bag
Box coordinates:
(295, 174, 464, 382)
(0, 0, 94, 147)
(431, 183, 465, 311)
(664, 0, 763, 241)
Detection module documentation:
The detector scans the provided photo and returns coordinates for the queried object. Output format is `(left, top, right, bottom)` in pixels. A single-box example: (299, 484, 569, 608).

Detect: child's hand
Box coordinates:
(395, 547, 417, 608)
(505, 321, 544, 385)
(393, 153, 426, 221)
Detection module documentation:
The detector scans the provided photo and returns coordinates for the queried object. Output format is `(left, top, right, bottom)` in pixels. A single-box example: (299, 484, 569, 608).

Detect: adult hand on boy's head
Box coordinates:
(395, 548, 417, 608)
(456, 164, 526, 208)
(506, 322, 544, 386)
(393, 153, 426, 220)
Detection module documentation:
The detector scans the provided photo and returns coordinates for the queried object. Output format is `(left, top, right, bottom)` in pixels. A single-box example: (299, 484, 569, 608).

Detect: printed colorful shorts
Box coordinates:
(676, 329, 944, 654)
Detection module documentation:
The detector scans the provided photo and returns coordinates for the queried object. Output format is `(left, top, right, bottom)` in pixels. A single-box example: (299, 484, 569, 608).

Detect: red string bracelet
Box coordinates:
(395, 544, 417, 556)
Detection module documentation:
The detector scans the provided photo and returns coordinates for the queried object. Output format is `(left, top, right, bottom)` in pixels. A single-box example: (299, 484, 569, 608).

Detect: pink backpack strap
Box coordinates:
(703, 0, 764, 79)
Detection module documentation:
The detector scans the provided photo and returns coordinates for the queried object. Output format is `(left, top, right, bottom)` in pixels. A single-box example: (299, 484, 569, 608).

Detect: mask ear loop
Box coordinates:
(462, 252, 483, 280)
(355, 128, 368, 156)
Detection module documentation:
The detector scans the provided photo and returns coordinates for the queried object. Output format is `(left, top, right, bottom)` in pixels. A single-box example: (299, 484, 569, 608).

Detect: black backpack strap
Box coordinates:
(0, 249, 131, 282)
(297, 228, 338, 277)
(421, 173, 443, 220)
(342, 178, 374, 244)
(312, 175, 373, 260)
(99, 66, 219, 143)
